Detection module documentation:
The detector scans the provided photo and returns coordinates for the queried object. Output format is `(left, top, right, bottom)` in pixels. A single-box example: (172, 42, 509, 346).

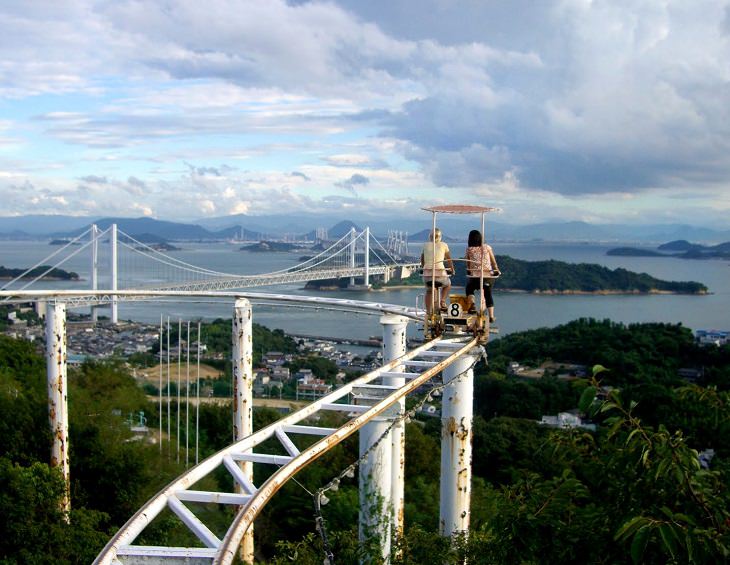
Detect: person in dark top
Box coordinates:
(464, 229, 500, 322)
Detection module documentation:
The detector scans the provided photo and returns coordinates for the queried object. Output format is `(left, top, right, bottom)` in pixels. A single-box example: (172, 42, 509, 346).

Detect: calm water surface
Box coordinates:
(1, 240, 727, 340)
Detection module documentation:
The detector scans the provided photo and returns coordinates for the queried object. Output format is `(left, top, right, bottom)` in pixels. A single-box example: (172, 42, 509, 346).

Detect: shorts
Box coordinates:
(422, 275, 450, 288)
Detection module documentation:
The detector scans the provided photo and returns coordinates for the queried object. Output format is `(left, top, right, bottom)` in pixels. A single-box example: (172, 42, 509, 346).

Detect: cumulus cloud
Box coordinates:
(1, 0, 730, 224)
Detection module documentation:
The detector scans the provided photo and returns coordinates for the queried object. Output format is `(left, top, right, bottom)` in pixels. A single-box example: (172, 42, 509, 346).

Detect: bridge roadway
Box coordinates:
(51, 264, 419, 308)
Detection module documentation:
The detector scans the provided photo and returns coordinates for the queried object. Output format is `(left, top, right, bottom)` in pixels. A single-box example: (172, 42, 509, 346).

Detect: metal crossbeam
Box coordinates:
(94, 336, 479, 565)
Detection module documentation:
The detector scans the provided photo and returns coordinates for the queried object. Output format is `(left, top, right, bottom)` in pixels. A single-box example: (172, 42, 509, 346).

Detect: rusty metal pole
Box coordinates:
(232, 298, 254, 564)
(380, 314, 408, 541)
(358, 413, 393, 563)
(439, 350, 477, 538)
(46, 301, 70, 517)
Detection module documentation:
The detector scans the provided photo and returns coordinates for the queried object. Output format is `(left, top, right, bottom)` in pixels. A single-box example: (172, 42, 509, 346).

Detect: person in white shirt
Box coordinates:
(420, 228, 454, 314)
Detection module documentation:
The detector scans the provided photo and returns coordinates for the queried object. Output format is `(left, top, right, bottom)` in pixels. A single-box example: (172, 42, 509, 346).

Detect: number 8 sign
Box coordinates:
(449, 303, 461, 317)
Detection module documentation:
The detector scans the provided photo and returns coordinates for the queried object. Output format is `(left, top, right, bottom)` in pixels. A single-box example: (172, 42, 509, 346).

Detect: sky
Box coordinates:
(1, 0, 729, 227)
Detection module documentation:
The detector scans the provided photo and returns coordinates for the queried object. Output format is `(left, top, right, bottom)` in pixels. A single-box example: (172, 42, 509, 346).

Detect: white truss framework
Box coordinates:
(0, 290, 423, 320)
(94, 334, 478, 565)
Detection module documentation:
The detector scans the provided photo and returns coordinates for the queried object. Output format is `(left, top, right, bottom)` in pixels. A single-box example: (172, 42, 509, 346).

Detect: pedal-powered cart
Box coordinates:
(421, 204, 501, 344)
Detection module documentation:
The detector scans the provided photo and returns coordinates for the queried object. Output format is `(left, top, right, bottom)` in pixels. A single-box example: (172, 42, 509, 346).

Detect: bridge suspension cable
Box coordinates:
(118, 230, 236, 277)
(0, 225, 100, 296)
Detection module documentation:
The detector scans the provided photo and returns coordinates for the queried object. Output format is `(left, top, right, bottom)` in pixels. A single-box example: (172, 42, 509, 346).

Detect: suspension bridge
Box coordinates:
(0, 210, 501, 564)
(1, 224, 418, 322)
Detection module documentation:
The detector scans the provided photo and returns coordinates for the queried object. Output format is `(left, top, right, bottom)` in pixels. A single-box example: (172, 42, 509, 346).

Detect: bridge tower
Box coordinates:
(364, 226, 370, 287)
(90, 224, 99, 321)
(110, 223, 118, 324)
(349, 227, 356, 287)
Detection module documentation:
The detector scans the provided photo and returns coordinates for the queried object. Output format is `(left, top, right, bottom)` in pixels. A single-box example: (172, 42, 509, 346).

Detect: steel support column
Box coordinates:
(380, 314, 408, 541)
(364, 226, 370, 287)
(46, 301, 70, 516)
(359, 414, 393, 562)
(110, 223, 118, 324)
(349, 227, 357, 287)
(439, 350, 478, 538)
(232, 298, 254, 564)
(90, 224, 98, 321)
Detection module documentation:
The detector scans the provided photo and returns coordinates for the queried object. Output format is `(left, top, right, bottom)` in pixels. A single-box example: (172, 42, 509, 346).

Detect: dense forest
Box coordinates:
(383, 255, 707, 294)
(0, 319, 728, 563)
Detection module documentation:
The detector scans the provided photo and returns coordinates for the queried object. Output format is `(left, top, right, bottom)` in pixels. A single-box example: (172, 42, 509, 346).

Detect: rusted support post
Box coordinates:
(46, 301, 70, 517)
(439, 351, 478, 538)
(380, 314, 408, 541)
(232, 298, 254, 564)
(358, 413, 393, 563)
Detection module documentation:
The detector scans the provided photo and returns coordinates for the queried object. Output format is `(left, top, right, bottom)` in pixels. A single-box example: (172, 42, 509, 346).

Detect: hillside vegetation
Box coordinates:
(0, 320, 728, 563)
(390, 255, 707, 294)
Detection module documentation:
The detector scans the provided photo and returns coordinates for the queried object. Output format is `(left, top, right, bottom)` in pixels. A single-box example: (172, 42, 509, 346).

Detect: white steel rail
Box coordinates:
(94, 335, 478, 564)
(0, 290, 423, 321)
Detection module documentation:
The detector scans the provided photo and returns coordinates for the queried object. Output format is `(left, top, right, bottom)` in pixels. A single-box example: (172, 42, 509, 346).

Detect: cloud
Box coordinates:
(2, 0, 730, 224)
(80, 175, 108, 184)
(322, 154, 388, 169)
(335, 173, 370, 196)
(128, 176, 146, 189)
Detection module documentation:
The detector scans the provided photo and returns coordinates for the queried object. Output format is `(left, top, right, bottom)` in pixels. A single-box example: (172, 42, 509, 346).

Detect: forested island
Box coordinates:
(1, 318, 728, 563)
(0, 265, 79, 280)
(373, 254, 708, 294)
(240, 240, 304, 252)
(607, 239, 730, 260)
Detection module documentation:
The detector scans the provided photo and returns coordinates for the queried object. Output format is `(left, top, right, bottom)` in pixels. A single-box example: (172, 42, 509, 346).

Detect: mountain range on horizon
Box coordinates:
(0, 213, 728, 244)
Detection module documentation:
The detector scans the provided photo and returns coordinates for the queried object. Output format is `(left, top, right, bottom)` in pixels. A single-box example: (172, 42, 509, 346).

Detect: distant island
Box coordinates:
(136, 242, 180, 251)
(606, 247, 666, 257)
(607, 239, 730, 260)
(241, 241, 305, 252)
(351, 255, 707, 295)
(0, 265, 79, 281)
(49, 239, 80, 246)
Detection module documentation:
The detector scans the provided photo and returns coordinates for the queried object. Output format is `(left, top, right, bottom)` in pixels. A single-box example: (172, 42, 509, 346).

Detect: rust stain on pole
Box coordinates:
(47, 302, 70, 518)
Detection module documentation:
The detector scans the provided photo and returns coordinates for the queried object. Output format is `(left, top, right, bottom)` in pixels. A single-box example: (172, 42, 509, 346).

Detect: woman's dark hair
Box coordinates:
(467, 229, 482, 247)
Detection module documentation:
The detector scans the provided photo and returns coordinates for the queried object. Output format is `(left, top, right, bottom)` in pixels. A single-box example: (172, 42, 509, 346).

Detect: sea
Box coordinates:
(1, 240, 728, 343)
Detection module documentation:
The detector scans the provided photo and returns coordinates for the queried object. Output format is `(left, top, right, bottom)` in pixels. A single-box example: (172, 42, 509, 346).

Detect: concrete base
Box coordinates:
(345, 284, 372, 291)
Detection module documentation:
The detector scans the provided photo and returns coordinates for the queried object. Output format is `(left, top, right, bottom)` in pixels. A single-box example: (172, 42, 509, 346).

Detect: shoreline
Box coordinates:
(362, 285, 707, 296)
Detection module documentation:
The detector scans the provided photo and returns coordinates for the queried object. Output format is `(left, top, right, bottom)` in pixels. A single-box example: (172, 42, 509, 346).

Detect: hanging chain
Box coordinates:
(312, 347, 485, 564)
